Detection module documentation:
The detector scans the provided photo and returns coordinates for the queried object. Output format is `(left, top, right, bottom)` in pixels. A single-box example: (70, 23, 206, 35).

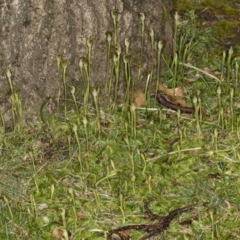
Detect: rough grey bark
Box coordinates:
(0, 0, 173, 125)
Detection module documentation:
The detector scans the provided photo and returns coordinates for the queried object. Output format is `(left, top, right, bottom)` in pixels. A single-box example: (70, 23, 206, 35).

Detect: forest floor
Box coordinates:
(1, 2, 240, 239)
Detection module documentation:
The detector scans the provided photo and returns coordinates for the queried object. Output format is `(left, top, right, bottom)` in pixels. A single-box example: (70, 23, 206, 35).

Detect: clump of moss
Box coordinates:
(214, 20, 239, 40)
(173, 0, 198, 13)
(200, 0, 240, 15)
(174, 0, 240, 16)
(174, 0, 240, 58)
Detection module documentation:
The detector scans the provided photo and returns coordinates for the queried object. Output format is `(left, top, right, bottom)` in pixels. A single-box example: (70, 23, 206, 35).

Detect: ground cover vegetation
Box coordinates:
(1, 4, 240, 240)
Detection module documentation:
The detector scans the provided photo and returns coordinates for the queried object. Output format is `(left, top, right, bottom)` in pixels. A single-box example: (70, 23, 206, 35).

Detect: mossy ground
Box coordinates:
(1, 6, 240, 240)
(174, 0, 240, 56)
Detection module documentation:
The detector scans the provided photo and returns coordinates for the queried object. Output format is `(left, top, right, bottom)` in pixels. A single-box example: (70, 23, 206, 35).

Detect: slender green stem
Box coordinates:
(105, 31, 112, 96)
(235, 58, 239, 88)
(217, 85, 222, 111)
(72, 124, 82, 170)
(3, 196, 13, 219)
(60, 208, 66, 228)
(173, 12, 180, 55)
(149, 28, 155, 72)
(193, 96, 201, 137)
(138, 12, 145, 82)
(172, 53, 178, 88)
(92, 88, 101, 138)
(70, 86, 79, 113)
(83, 59, 90, 115)
(123, 54, 132, 109)
(149, 28, 154, 96)
(119, 193, 125, 223)
(0, 110, 5, 134)
(227, 46, 233, 89)
(230, 88, 234, 131)
(129, 103, 136, 139)
(56, 54, 62, 114)
(5, 68, 22, 132)
(82, 117, 89, 152)
(157, 40, 163, 81)
(111, 9, 118, 45)
(113, 45, 121, 106)
(87, 38, 93, 77)
(144, 74, 151, 106)
(79, 57, 86, 87)
(61, 60, 68, 117)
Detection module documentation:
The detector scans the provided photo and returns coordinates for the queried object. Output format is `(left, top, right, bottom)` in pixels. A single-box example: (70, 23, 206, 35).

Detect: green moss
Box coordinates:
(200, 0, 240, 15)
(173, 0, 198, 12)
(174, 0, 240, 16)
(174, 0, 240, 57)
(213, 20, 239, 39)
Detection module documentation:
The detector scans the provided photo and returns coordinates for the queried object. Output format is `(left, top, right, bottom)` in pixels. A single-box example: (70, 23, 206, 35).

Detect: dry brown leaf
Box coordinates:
(119, 230, 130, 240)
(51, 228, 72, 240)
(132, 89, 146, 107)
(158, 81, 186, 106)
(77, 211, 88, 220)
(158, 81, 166, 91)
(51, 227, 62, 240)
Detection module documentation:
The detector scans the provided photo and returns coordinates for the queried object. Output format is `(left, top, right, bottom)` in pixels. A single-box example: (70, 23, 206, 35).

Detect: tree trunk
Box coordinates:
(0, 0, 173, 125)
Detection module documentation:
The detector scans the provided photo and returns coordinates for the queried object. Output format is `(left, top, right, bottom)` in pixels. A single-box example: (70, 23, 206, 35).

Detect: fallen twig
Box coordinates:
(107, 201, 196, 240)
